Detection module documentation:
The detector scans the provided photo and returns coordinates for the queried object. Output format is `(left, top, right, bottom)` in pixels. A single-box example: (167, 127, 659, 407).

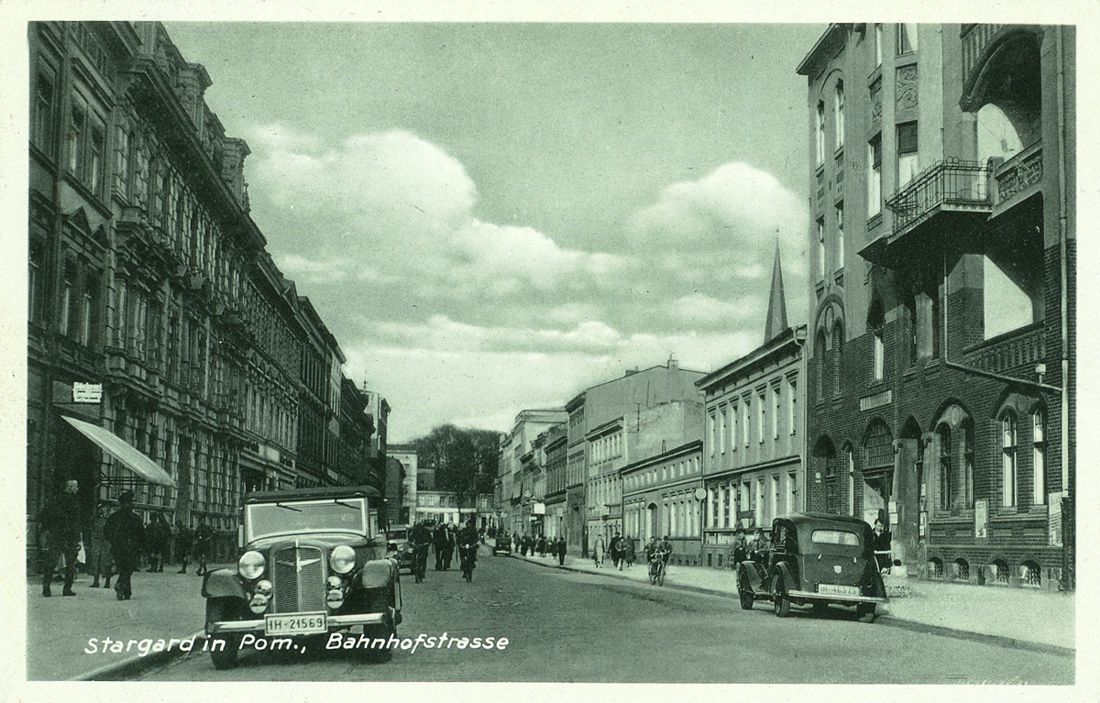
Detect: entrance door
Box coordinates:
(862, 470, 892, 526)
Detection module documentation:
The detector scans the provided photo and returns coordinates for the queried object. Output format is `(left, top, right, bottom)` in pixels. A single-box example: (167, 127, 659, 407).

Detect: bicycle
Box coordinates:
(648, 550, 668, 586)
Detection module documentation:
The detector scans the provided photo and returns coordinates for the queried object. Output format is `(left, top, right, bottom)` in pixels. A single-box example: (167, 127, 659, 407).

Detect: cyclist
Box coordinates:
(648, 537, 670, 584)
(409, 519, 433, 583)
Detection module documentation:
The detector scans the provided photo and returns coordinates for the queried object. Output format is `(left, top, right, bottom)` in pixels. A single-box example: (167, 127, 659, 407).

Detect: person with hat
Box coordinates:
(103, 490, 145, 600)
(38, 479, 83, 597)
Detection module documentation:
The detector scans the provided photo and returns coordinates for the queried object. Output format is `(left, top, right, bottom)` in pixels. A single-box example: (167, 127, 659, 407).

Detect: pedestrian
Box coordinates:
(659, 535, 673, 567)
(146, 513, 170, 572)
(729, 529, 747, 568)
(433, 523, 448, 571)
(520, 533, 529, 557)
(193, 517, 214, 576)
(104, 490, 145, 600)
(748, 527, 770, 564)
(442, 523, 456, 570)
(88, 502, 114, 589)
(175, 521, 193, 574)
(556, 536, 566, 566)
(624, 536, 636, 568)
(38, 479, 83, 597)
(871, 518, 893, 573)
(536, 534, 546, 557)
(592, 534, 606, 568)
(609, 532, 624, 569)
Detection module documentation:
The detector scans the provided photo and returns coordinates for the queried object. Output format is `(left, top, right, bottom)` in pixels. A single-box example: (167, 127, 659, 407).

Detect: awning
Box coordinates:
(62, 415, 177, 487)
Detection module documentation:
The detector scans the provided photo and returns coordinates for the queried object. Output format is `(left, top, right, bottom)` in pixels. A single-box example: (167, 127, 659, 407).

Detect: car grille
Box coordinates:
(272, 546, 327, 613)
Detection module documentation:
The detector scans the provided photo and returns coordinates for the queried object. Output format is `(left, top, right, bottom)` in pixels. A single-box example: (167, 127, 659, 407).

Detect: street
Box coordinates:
(129, 548, 1072, 683)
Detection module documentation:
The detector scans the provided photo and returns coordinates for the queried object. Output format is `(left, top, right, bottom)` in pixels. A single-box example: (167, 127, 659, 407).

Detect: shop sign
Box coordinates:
(72, 382, 103, 403)
(532, 502, 546, 515)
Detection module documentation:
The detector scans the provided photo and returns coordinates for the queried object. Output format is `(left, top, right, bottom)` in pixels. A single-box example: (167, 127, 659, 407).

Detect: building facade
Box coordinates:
(388, 443, 419, 525)
(542, 424, 569, 540)
(498, 409, 568, 536)
(797, 23, 1074, 589)
(622, 439, 704, 566)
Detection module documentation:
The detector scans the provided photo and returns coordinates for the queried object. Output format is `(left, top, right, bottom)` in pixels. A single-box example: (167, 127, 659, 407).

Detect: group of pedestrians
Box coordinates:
(509, 532, 568, 566)
(591, 532, 639, 570)
(38, 480, 216, 601)
(408, 518, 481, 582)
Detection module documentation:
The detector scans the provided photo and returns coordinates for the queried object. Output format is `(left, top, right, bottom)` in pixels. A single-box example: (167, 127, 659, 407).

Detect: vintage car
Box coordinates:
(386, 525, 416, 574)
(736, 513, 887, 621)
(491, 535, 512, 556)
(202, 486, 402, 669)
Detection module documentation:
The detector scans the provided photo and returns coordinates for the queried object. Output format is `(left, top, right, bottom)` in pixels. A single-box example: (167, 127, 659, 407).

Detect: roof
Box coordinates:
(796, 24, 847, 76)
(695, 325, 807, 391)
(245, 485, 381, 504)
(781, 512, 873, 530)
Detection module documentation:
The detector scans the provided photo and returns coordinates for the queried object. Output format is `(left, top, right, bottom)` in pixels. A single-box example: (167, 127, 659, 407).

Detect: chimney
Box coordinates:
(667, 353, 679, 370)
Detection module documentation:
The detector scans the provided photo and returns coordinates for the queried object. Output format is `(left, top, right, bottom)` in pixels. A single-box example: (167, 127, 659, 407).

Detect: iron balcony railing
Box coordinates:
(885, 158, 991, 238)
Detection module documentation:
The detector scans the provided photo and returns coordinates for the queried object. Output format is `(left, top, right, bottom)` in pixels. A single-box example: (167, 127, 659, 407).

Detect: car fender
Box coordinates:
(739, 561, 767, 593)
(359, 557, 396, 590)
(770, 561, 796, 596)
(202, 568, 247, 600)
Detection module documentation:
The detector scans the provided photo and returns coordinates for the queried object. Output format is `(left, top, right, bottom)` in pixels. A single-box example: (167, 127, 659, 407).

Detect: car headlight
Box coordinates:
(330, 545, 356, 574)
(238, 551, 265, 580)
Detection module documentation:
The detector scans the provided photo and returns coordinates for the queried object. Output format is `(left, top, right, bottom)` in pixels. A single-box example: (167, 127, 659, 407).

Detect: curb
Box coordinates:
(74, 630, 206, 681)
(509, 555, 1075, 658)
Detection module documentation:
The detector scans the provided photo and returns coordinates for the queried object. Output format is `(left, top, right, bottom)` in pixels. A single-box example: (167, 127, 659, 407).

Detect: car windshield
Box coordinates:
(246, 497, 367, 541)
(388, 528, 408, 541)
(810, 529, 861, 547)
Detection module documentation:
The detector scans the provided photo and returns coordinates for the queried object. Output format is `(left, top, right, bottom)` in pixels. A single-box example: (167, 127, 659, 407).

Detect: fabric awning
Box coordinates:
(62, 415, 177, 487)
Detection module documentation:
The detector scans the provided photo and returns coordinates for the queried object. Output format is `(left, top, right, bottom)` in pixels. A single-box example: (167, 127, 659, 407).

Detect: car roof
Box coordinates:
(244, 485, 381, 504)
(776, 512, 873, 530)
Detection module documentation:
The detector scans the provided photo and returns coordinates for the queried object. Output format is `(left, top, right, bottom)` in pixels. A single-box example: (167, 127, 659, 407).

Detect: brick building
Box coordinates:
(797, 24, 1074, 589)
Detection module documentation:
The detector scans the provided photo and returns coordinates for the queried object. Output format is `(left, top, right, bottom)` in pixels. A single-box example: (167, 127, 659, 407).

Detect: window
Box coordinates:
(719, 406, 727, 454)
(757, 389, 766, 444)
(937, 425, 953, 510)
(824, 454, 838, 513)
(754, 478, 764, 526)
(32, 67, 56, 153)
(831, 323, 843, 396)
(770, 475, 779, 520)
(867, 135, 882, 217)
(816, 217, 826, 281)
(834, 81, 845, 148)
(962, 419, 975, 509)
(1001, 413, 1018, 507)
(904, 294, 918, 365)
(896, 23, 918, 55)
(80, 272, 99, 346)
(29, 240, 44, 321)
(788, 378, 797, 435)
(772, 384, 780, 439)
(897, 122, 920, 188)
(786, 471, 797, 514)
(730, 402, 738, 451)
(834, 202, 845, 270)
(869, 300, 885, 382)
(59, 261, 75, 337)
(116, 128, 131, 197)
(708, 412, 716, 456)
(874, 24, 883, 67)
(90, 119, 105, 196)
(66, 99, 86, 175)
(742, 400, 750, 447)
(1032, 409, 1046, 505)
(815, 331, 826, 402)
(815, 101, 826, 166)
(811, 529, 859, 546)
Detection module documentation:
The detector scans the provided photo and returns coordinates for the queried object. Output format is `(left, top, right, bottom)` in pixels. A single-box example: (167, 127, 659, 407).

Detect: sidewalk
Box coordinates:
(26, 565, 225, 680)
(510, 552, 1075, 653)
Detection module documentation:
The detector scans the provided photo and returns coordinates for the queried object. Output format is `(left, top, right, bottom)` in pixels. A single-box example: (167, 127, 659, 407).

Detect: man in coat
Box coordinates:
(88, 502, 114, 589)
(145, 513, 170, 572)
(175, 521, 193, 574)
(104, 490, 145, 600)
(556, 536, 567, 566)
(433, 523, 449, 571)
(39, 479, 82, 597)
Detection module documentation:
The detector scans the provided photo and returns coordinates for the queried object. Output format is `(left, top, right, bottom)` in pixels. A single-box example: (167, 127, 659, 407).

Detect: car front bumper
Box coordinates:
(208, 612, 394, 635)
(786, 589, 887, 604)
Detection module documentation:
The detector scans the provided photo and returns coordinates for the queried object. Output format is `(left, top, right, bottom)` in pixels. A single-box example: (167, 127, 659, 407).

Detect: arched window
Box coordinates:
(1001, 412, 1018, 507)
(814, 437, 838, 514)
(815, 330, 827, 402)
(815, 100, 826, 166)
(834, 80, 845, 148)
(868, 299, 885, 382)
(1032, 408, 1046, 505)
(962, 418, 975, 508)
(937, 424, 953, 510)
(863, 421, 893, 471)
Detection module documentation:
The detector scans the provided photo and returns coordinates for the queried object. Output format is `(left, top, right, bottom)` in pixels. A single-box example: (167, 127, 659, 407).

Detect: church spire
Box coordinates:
(764, 241, 788, 342)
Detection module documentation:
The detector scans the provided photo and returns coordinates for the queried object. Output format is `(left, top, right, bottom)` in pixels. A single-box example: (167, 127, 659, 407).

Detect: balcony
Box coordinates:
(861, 159, 991, 265)
(963, 322, 1046, 377)
(991, 141, 1043, 218)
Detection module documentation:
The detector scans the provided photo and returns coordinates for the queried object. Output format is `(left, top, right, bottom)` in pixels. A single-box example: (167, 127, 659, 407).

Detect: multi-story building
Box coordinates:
(577, 360, 704, 554)
(621, 439, 703, 565)
(797, 24, 1074, 589)
(337, 376, 379, 489)
(294, 296, 344, 488)
(696, 249, 806, 567)
(26, 21, 383, 567)
(388, 443, 418, 525)
(500, 409, 568, 535)
(564, 392, 587, 553)
(542, 424, 569, 540)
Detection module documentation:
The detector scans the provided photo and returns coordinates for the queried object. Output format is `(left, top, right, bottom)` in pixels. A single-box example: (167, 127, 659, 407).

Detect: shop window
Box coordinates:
(953, 558, 970, 581)
(1032, 408, 1046, 505)
(1001, 412, 1018, 507)
(928, 557, 944, 579)
(1020, 560, 1042, 587)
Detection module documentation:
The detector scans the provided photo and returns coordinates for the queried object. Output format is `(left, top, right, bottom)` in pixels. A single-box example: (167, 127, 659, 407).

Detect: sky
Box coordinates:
(164, 22, 826, 441)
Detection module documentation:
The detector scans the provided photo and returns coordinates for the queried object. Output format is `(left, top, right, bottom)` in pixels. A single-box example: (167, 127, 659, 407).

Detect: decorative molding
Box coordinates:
(895, 64, 919, 110)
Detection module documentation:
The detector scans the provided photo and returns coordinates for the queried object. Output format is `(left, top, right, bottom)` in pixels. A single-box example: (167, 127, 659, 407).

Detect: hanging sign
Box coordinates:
(72, 382, 103, 404)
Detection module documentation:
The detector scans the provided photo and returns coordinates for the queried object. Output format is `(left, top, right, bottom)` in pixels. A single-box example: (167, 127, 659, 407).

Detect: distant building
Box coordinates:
(388, 443, 418, 524)
(697, 246, 806, 568)
(497, 409, 568, 536)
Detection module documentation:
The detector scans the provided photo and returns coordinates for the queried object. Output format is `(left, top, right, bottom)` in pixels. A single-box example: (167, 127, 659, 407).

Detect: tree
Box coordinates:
(412, 425, 499, 514)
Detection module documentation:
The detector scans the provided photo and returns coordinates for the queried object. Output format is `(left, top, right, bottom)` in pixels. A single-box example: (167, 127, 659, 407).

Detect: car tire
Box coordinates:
(363, 621, 395, 662)
(205, 599, 240, 670)
(772, 575, 791, 618)
(737, 570, 754, 610)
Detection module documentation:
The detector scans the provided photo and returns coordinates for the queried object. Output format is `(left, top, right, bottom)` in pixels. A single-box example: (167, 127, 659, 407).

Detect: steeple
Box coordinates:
(764, 241, 788, 342)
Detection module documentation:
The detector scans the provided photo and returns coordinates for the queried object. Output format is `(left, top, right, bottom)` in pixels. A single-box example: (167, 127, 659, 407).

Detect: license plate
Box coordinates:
(264, 612, 327, 636)
(818, 583, 860, 596)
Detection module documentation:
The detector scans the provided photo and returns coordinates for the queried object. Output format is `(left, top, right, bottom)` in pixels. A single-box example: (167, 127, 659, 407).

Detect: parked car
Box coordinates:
(202, 486, 402, 669)
(736, 513, 887, 621)
(492, 535, 512, 556)
(386, 525, 416, 574)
